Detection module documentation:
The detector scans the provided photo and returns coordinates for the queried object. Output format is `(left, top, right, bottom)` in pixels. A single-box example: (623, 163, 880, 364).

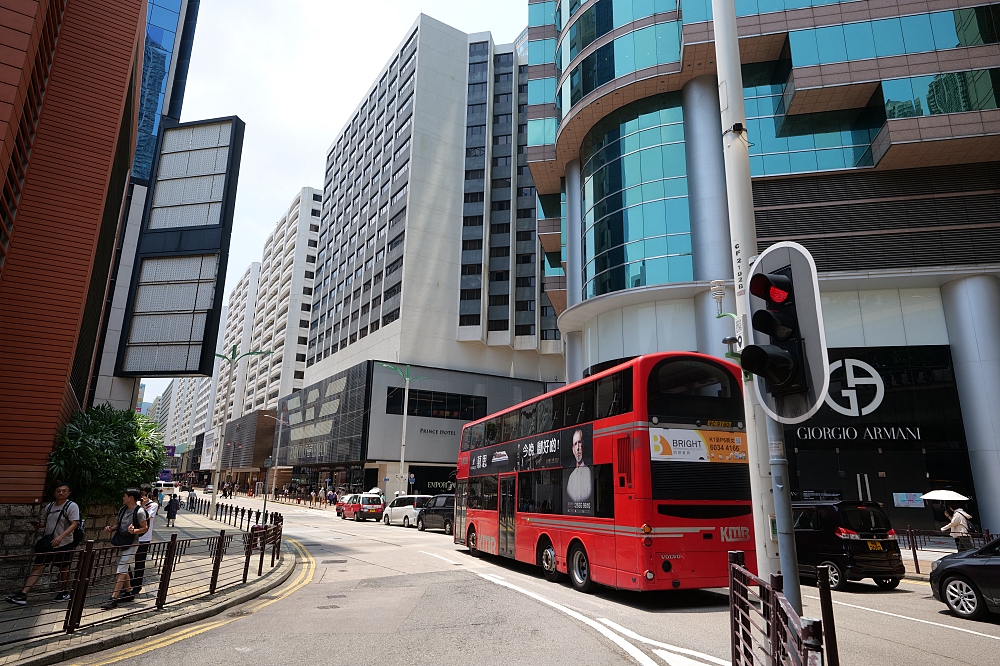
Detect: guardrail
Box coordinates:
(729, 551, 839, 666)
(900, 527, 996, 575)
(0, 524, 282, 647)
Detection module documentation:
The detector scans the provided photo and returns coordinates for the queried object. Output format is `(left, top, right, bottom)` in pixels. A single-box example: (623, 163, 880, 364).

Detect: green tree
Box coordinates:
(48, 404, 165, 509)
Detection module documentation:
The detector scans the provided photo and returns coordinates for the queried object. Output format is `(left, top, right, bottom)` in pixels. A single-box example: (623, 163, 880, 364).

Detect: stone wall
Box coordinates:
(0, 502, 122, 557)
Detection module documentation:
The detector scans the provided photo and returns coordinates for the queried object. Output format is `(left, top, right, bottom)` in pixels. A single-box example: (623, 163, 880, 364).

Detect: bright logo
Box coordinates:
(825, 359, 885, 417)
(650, 433, 673, 457)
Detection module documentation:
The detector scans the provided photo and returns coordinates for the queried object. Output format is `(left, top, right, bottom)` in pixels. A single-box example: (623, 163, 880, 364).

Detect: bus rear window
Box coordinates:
(647, 359, 743, 422)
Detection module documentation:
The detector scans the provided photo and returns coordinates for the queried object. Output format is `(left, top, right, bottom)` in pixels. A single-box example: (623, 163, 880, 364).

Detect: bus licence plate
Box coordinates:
(867, 541, 883, 551)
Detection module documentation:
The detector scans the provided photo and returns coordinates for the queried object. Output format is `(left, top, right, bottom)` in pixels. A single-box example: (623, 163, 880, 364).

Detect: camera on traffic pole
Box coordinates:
(741, 242, 829, 424)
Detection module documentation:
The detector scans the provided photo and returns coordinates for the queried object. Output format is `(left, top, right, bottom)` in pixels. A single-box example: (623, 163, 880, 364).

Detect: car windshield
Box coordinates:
(362, 496, 381, 505)
(841, 507, 892, 531)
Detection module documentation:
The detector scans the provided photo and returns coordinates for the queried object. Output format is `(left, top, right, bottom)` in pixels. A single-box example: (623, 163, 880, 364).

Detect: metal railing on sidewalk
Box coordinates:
(900, 526, 996, 574)
(0, 522, 283, 648)
(729, 551, 839, 666)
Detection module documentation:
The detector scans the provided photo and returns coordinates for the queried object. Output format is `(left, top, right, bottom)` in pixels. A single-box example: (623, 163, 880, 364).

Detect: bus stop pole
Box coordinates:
(710, 0, 782, 580)
(767, 413, 803, 613)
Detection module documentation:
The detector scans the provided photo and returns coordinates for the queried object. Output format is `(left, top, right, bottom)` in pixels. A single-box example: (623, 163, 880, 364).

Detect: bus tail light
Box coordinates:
(834, 527, 860, 540)
(642, 524, 652, 534)
(643, 537, 653, 547)
(644, 570, 655, 580)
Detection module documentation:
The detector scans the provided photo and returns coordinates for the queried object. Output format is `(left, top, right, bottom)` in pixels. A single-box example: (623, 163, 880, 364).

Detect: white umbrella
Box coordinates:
(369, 487, 383, 494)
(920, 490, 970, 501)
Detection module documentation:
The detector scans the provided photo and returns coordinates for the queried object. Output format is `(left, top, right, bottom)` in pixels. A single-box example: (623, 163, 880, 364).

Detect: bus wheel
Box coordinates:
(467, 527, 479, 556)
(538, 540, 562, 583)
(568, 543, 594, 593)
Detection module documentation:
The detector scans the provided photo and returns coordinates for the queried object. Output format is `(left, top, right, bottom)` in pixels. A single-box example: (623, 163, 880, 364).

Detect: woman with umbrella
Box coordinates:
(922, 490, 975, 551)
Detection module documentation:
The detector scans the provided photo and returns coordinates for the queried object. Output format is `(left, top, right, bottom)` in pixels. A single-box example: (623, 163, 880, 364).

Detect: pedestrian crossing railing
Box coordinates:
(0, 523, 283, 648)
(728, 551, 840, 666)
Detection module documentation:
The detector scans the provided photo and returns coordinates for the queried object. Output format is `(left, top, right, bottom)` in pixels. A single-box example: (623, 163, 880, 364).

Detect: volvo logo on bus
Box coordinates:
(720, 526, 751, 542)
(825, 359, 885, 417)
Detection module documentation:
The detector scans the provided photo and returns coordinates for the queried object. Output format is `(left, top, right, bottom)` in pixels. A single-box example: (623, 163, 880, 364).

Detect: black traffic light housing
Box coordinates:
(742, 266, 808, 395)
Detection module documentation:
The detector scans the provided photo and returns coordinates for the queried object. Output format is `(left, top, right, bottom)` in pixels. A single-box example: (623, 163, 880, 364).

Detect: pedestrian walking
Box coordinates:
(941, 506, 975, 551)
(187, 487, 196, 511)
(101, 489, 148, 609)
(5, 482, 81, 605)
(129, 484, 158, 599)
(166, 494, 179, 527)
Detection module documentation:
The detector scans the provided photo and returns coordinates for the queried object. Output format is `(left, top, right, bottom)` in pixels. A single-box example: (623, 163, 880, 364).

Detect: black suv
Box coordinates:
(416, 494, 455, 535)
(930, 537, 1000, 620)
(792, 500, 905, 590)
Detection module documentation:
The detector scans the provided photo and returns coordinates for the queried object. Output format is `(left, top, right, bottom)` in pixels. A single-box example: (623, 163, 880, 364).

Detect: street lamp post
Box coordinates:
(378, 363, 425, 497)
(209, 344, 271, 521)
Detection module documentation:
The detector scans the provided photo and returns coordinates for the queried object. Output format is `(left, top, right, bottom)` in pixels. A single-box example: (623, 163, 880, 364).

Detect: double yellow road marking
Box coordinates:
(69, 538, 315, 665)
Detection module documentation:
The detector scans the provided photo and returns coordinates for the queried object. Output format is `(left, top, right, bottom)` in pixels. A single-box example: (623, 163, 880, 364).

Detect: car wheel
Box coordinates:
(819, 561, 847, 591)
(384, 514, 390, 525)
(340, 511, 345, 520)
(403, 516, 410, 528)
(538, 539, 562, 583)
(467, 526, 478, 556)
(944, 576, 987, 620)
(568, 543, 594, 593)
(417, 517, 425, 531)
(444, 520, 453, 536)
(874, 577, 900, 590)
(354, 511, 361, 522)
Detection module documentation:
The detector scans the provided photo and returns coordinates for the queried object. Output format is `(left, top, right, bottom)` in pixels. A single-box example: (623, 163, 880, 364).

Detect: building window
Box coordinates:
(468, 103, 486, 117)
(311, 209, 321, 217)
(308, 239, 318, 248)
(493, 156, 511, 167)
(516, 208, 534, 218)
(516, 230, 535, 241)
(384, 282, 402, 300)
(460, 289, 481, 300)
(515, 300, 535, 311)
(516, 276, 536, 287)
(466, 147, 486, 157)
(298, 336, 308, 344)
(306, 255, 316, 263)
(516, 253, 535, 264)
(463, 215, 484, 226)
(383, 308, 400, 325)
(494, 53, 513, 66)
(491, 270, 509, 281)
(296, 353, 306, 362)
(489, 294, 509, 306)
(491, 178, 511, 189)
(494, 113, 512, 124)
(461, 263, 482, 275)
(515, 324, 535, 336)
(493, 134, 512, 145)
(489, 246, 510, 257)
(490, 201, 511, 211)
(464, 192, 485, 203)
(465, 169, 485, 180)
(491, 223, 510, 234)
(469, 41, 489, 56)
(488, 319, 509, 331)
(386, 387, 487, 420)
(517, 187, 536, 197)
(541, 329, 561, 340)
(467, 124, 486, 136)
(459, 314, 481, 326)
(468, 82, 487, 96)
(462, 239, 483, 251)
(469, 62, 488, 75)
(495, 73, 513, 83)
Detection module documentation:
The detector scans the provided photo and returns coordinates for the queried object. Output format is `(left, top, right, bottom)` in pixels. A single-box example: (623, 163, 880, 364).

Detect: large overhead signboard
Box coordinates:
(118, 116, 245, 376)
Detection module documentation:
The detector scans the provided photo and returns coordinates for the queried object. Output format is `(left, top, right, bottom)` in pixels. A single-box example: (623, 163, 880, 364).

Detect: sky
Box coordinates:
(140, 0, 528, 402)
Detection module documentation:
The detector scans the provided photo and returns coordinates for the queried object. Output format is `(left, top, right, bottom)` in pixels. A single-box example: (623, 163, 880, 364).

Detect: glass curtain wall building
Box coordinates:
(526, 0, 1000, 531)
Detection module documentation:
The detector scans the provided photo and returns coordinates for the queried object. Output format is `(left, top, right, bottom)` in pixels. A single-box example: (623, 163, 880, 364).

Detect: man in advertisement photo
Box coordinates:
(564, 427, 593, 515)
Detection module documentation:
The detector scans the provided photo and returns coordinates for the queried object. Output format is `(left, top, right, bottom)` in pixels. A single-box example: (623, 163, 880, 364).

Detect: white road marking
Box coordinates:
(803, 595, 1000, 641)
(653, 649, 714, 666)
(598, 619, 730, 666)
(477, 573, 658, 666)
(419, 550, 461, 565)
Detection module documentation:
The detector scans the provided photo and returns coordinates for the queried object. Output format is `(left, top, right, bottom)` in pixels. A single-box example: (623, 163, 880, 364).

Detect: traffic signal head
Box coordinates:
(740, 242, 829, 424)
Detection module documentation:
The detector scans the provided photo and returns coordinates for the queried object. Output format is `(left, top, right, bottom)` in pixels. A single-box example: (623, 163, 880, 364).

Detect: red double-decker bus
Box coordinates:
(454, 352, 756, 592)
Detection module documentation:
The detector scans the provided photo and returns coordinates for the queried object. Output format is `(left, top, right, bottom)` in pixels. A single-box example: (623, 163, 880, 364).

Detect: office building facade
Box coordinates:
(211, 263, 261, 428)
(0, 0, 147, 502)
(525, 0, 1000, 530)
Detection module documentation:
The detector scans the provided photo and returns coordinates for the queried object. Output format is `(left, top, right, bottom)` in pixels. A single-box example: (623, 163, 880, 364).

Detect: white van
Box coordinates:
(154, 481, 176, 496)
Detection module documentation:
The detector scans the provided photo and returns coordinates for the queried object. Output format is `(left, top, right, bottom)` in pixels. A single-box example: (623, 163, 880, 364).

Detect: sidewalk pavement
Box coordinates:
(0, 508, 296, 666)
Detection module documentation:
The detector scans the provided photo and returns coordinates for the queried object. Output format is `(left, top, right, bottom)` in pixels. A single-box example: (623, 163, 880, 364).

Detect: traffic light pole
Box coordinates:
(711, 0, 785, 588)
(766, 409, 803, 613)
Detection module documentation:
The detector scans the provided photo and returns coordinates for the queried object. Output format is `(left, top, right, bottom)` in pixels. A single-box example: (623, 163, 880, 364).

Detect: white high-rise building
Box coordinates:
(210, 263, 261, 429)
(241, 188, 321, 414)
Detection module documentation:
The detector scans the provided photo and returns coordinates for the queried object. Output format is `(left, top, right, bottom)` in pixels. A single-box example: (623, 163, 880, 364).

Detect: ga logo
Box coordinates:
(650, 433, 673, 457)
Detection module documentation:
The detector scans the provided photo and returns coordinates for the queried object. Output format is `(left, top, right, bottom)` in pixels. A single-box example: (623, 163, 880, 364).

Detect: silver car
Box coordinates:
(383, 495, 432, 528)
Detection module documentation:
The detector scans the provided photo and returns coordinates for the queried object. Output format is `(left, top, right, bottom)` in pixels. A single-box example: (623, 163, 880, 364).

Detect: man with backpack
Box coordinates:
(101, 488, 148, 609)
(5, 482, 81, 605)
(127, 484, 158, 600)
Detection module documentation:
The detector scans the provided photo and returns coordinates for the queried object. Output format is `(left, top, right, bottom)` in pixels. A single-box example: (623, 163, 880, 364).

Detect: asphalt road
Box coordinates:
(67, 494, 1000, 666)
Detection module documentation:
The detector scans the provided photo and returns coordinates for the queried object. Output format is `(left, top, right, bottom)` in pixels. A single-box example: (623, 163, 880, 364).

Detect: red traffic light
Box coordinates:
(750, 273, 793, 306)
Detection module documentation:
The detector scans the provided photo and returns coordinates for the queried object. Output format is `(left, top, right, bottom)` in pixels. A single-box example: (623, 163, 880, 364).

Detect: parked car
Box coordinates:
(203, 485, 214, 495)
(335, 494, 356, 518)
(415, 494, 455, 534)
(930, 537, 1000, 620)
(342, 493, 384, 521)
(384, 495, 431, 527)
(791, 500, 905, 590)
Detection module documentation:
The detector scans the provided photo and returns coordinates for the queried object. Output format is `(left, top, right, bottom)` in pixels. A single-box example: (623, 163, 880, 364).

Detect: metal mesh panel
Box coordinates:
(152, 175, 226, 207)
(160, 121, 231, 153)
(127, 313, 207, 344)
(156, 146, 229, 179)
(148, 202, 223, 229)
